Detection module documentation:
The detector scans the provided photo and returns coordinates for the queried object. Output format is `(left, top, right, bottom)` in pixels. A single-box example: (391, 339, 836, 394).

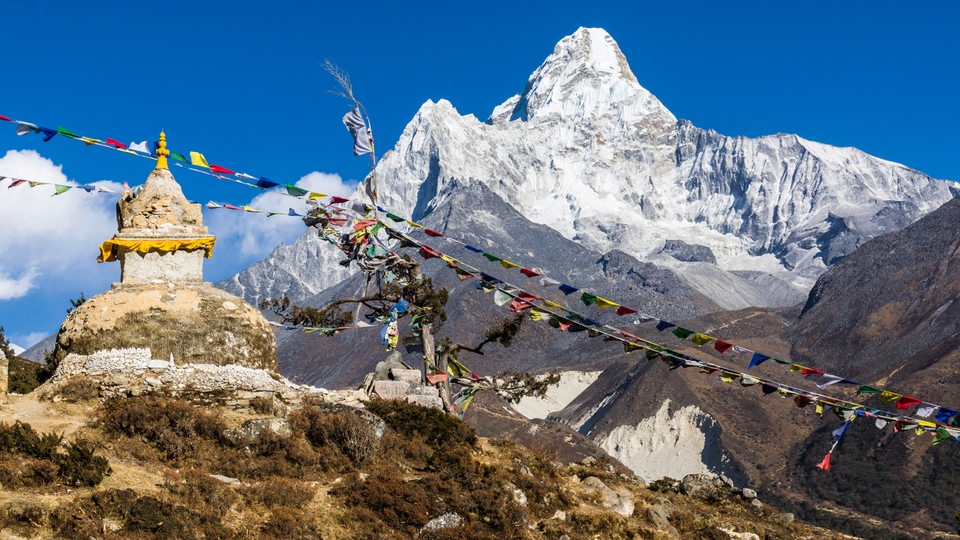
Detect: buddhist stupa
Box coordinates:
(54, 133, 277, 370)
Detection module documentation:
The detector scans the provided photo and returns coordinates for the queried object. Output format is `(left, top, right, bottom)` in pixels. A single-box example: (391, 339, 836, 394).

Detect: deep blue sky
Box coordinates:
(1, 1, 957, 348)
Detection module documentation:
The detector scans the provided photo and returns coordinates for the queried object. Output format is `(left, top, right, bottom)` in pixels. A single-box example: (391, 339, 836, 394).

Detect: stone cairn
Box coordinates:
(361, 351, 444, 409)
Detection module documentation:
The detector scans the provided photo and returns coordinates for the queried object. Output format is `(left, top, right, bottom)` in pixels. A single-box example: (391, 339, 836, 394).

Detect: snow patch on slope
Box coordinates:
(513, 370, 601, 419)
(597, 399, 741, 484)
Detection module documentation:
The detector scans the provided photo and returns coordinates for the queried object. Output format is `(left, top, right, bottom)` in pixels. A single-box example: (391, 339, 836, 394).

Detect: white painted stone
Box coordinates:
(372, 380, 412, 400)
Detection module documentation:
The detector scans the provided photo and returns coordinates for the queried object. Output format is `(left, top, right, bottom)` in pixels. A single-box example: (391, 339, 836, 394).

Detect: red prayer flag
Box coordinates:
(615, 305, 638, 316)
(327, 216, 348, 226)
(8, 179, 27, 188)
(0, 115, 11, 122)
(800, 367, 825, 375)
(520, 268, 541, 278)
(714, 340, 733, 353)
(209, 164, 235, 175)
(418, 246, 441, 259)
(895, 396, 922, 410)
(426, 371, 449, 384)
(815, 453, 831, 471)
(424, 228, 443, 237)
(508, 293, 538, 313)
(330, 196, 350, 204)
(223, 204, 241, 210)
(105, 138, 127, 149)
(352, 218, 378, 230)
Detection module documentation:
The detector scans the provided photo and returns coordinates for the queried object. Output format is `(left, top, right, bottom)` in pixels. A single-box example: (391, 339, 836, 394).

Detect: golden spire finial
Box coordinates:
(155, 130, 170, 170)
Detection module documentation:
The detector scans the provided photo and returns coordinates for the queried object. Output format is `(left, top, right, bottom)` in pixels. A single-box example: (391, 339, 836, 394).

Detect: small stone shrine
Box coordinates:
(53, 133, 277, 370)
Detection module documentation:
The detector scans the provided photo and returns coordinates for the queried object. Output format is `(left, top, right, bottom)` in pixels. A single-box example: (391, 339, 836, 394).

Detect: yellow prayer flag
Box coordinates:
(542, 300, 562, 309)
(595, 296, 619, 308)
(406, 219, 424, 228)
(720, 372, 739, 383)
(307, 192, 327, 200)
(879, 390, 901, 402)
(815, 403, 824, 416)
(80, 136, 101, 146)
(241, 206, 261, 213)
(918, 420, 936, 428)
(190, 151, 209, 168)
(499, 260, 520, 270)
(789, 364, 805, 373)
(690, 333, 713, 347)
(915, 426, 926, 436)
(529, 308, 544, 322)
(440, 254, 457, 264)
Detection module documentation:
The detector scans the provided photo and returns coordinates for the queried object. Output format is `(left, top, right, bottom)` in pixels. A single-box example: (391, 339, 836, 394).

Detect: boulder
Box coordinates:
(582, 476, 634, 516)
(646, 497, 679, 537)
(421, 512, 462, 531)
(681, 473, 730, 502)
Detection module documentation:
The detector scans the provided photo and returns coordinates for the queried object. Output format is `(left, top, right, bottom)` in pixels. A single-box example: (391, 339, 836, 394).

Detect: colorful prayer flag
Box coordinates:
(209, 164, 235, 175)
(189, 151, 209, 167)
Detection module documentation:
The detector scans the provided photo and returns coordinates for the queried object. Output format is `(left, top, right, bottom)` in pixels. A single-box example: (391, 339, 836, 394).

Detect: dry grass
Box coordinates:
(0, 394, 845, 539)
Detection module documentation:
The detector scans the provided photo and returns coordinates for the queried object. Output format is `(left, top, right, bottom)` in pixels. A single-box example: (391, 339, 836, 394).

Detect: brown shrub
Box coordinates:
(164, 469, 239, 519)
(290, 406, 380, 465)
(261, 506, 322, 538)
(97, 396, 227, 461)
(333, 467, 434, 534)
(56, 438, 111, 487)
(249, 396, 278, 415)
(52, 376, 100, 402)
(244, 477, 316, 509)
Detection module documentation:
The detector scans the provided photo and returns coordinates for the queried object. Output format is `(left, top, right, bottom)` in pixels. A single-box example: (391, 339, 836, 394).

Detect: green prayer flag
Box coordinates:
(170, 151, 189, 163)
(645, 349, 661, 361)
(580, 293, 598, 306)
(386, 213, 405, 222)
(624, 342, 642, 353)
(285, 183, 309, 197)
(774, 357, 792, 365)
(482, 253, 502, 263)
(933, 428, 953, 445)
(672, 327, 695, 340)
(56, 126, 80, 138)
(857, 385, 882, 395)
(52, 184, 72, 195)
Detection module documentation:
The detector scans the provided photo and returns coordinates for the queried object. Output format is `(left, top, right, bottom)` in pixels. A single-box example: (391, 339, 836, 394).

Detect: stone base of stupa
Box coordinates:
(54, 282, 277, 371)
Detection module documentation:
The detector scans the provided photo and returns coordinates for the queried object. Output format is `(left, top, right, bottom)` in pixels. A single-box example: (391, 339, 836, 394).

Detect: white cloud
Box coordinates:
(204, 171, 357, 265)
(0, 149, 120, 301)
(0, 268, 38, 300)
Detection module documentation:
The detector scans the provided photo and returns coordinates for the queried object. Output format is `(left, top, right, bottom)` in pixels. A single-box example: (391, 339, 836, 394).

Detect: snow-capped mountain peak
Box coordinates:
(490, 27, 676, 127)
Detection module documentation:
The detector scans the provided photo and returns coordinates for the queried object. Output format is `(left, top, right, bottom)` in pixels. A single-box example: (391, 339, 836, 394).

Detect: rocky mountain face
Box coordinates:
(217, 231, 353, 307)
(779, 196, 960, 534)
(224, 27, 954, 311)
